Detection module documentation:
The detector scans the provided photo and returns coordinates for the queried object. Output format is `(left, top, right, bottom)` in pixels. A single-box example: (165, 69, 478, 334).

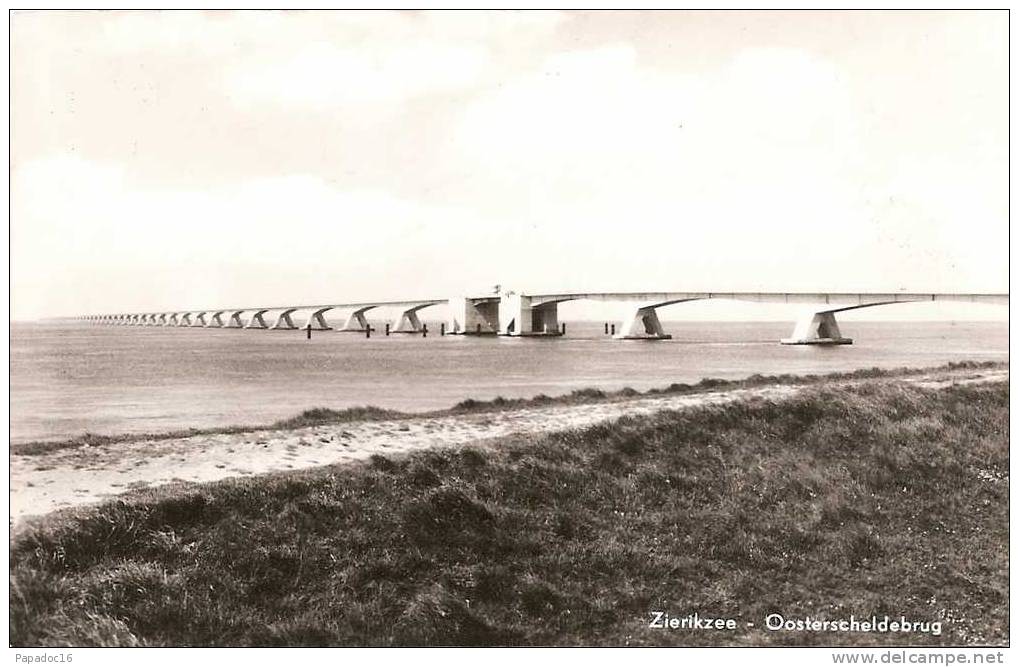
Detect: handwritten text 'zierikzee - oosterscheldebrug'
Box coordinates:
(648, 612, 943, 637)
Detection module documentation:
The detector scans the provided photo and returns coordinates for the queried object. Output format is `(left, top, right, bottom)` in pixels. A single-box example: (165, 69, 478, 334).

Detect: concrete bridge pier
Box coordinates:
(448, 296, 500, 335)
(192, 312, 208, 327)
(302, 308, 333, 331)
(391, 303, 440, 333)
(225, 310, 246, 328)
(781, 310, 852, 345)
(614, 304, 673, 340)
(271, 308, 300, 330)
(168, 313, 181, 326)
(245, 309, 270, 329)
(157, 313, 169, 326)
(339, 306, 375, 332)
(391, 308, 424, 333)
(499, 294, 562, 336)
(178, 313, 193, 327)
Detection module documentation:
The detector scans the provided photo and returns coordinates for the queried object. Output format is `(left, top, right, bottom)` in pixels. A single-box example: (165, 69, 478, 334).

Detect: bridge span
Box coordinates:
(79, 290, 1008, 345)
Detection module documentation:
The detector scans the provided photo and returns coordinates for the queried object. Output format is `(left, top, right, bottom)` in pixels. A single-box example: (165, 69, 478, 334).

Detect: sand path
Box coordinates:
(10, 368, 1007, 524)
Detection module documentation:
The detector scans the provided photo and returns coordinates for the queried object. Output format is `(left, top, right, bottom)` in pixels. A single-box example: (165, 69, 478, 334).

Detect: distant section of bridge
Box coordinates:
(78, 290, 1009, 345)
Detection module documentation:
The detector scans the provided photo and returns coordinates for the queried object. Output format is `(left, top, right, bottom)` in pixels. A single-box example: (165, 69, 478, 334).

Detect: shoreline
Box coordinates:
(11, 373, 1008, 646)
(11, 360, 1007, 456)
(9, 361, 1009, 525)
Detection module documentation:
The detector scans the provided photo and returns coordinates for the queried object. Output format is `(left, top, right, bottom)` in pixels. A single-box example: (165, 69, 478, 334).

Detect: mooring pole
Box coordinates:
(306, 324, 311, 340)
(422, 323, 428, 338)
(561, 322, 566, 336)
(611, 323, 616, 336)
(385, 323, 390, 336)
(440, 322, 445, 336)
(366, 325, 371, 339)
(604, 322, 609, 335)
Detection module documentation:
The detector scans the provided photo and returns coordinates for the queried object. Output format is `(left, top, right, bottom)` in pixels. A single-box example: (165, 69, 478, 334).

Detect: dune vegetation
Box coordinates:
(10, 376, 1008, 647)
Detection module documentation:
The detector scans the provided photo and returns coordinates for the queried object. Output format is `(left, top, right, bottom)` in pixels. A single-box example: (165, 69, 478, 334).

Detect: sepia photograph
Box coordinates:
(7, 8, 1010, 657)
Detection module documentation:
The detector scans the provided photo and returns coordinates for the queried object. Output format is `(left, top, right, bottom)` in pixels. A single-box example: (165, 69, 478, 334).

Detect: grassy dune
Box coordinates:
(9, 378, 1008, 647)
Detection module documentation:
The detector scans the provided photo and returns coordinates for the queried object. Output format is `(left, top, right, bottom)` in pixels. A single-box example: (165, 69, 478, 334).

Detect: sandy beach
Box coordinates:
(10, 367, 1007, 524)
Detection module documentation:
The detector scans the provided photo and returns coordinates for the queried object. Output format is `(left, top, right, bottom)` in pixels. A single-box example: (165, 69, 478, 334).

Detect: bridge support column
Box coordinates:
(339, 307, 375, 332)
(614, 305, 672, 340)
(781, 311, 853, 345)
(301, 308, 333, 331)
(179, 313, 192, 327)
(157, 313, 169, 326)
(499, 294, 562, 336)
(271, 308, 300, 330)
(192, 312, 208, 327)
(392, 308, 424, 333)
(245, 309, 270, 329)
(448, 297, 500, 335)
(168, 313, 180, 326)
(225, 311, 246, 328)
(206, 311, 226, 328)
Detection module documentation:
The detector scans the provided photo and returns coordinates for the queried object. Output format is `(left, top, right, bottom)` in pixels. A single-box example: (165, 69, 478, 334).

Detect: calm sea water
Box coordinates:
(9, 320, 1009, 444)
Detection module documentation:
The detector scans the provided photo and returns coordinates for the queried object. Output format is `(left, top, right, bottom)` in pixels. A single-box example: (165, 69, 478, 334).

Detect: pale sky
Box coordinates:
(10, 10, 1009, 321)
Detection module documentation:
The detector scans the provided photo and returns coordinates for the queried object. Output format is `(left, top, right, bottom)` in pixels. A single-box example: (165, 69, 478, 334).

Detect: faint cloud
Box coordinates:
(225, 40, 491, 108)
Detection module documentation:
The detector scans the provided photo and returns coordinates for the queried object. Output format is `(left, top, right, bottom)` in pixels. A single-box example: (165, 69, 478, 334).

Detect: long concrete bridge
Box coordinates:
(78, 290, 1008, 345)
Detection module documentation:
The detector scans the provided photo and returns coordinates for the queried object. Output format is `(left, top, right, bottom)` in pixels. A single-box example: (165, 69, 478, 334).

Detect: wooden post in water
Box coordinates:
(385, 323, 390, 336)
(561, 322, 566, 336)
(604, 322, 609, 335)
(366, 325, 371, 339)
(306, 324, 311, 340)
(611, 323, 616, 336)
(476, 323, 481, 334)
(440, 322, 445, 336)
(422, 323, 428, 338)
